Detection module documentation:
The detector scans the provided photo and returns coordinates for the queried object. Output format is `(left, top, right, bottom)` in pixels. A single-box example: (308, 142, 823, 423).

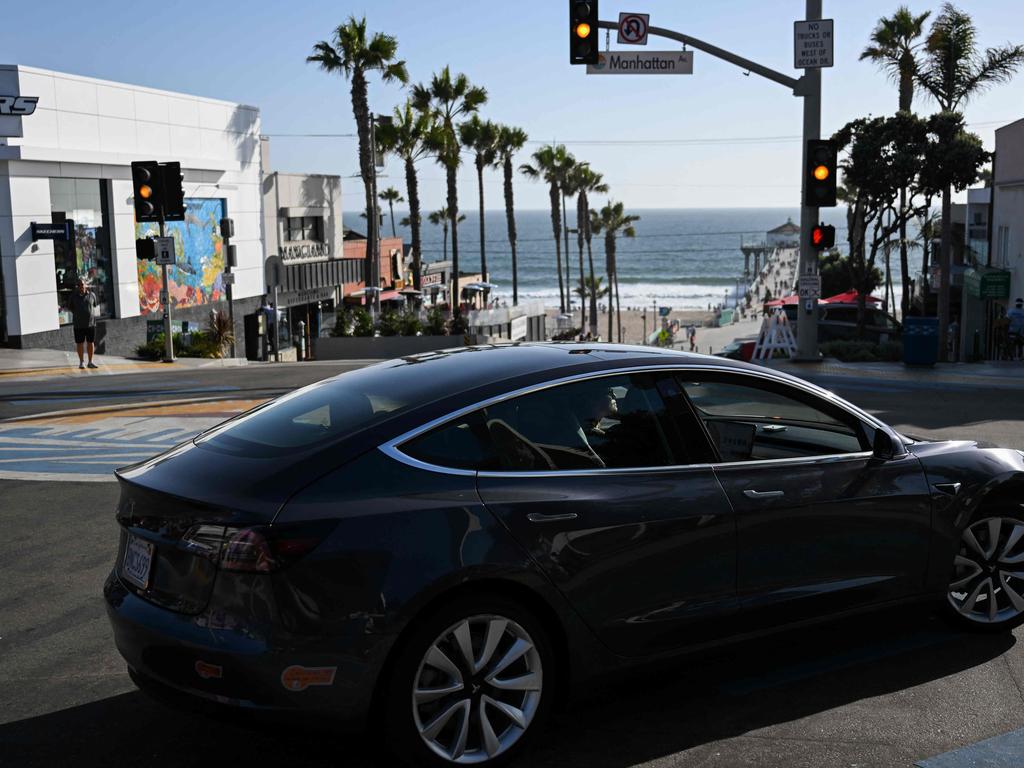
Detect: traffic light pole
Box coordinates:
(795, 0, 822, 361)
(159, 216, 174, 364)
(596, 3, 824, 359)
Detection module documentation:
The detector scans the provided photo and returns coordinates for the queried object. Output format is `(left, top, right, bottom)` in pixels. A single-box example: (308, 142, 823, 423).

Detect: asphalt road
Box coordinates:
(2, 360, 1024, 767)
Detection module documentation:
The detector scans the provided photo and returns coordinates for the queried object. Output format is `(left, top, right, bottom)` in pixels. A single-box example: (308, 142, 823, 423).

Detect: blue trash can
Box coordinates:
(903, 316, 939, 366)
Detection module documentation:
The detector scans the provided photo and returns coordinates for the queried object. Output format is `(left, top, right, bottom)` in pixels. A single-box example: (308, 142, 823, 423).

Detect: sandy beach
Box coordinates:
(546, 307, 761, 353)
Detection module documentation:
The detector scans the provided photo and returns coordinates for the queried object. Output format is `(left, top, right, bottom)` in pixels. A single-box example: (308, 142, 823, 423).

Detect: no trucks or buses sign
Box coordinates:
(587, 51, 693, 75)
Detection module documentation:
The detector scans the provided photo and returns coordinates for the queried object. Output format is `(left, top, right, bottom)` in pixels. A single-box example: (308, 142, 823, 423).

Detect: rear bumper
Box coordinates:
(103, 569, 384, 729)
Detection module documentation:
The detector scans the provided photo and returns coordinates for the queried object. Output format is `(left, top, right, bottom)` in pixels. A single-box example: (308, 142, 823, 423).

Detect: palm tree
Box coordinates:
(574, 275, 610, 309)
(915, 3, 1024, 358)
(567, 163, 608, 337)
(520, 144, 576, 312)
(458, 116, 499, 288)
(413, 67, 487, 322)
(494, 124, 528, 305)
(376, 102, 433, 290)
(590, 201, 639, 342)
(860, 6, 931, 320)
(377, 187, 403, 238)
(307, 17, 408, 312)
(428, 207, 465, 263)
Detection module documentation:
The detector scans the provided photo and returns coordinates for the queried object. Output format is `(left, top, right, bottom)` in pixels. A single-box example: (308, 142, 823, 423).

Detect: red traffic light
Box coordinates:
(810, 223, 835, 250)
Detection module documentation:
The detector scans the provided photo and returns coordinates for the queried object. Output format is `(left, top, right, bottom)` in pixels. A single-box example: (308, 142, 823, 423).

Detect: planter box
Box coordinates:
(312, 335, 471, 360)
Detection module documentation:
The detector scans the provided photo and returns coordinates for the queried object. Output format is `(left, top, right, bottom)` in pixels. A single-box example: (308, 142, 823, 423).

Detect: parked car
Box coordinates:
(105, 343, 1024, 767)
(782, 303, 901, 343)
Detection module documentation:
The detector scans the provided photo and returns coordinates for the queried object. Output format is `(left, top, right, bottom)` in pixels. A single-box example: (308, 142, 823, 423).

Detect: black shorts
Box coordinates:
(73, 326, 95, 344)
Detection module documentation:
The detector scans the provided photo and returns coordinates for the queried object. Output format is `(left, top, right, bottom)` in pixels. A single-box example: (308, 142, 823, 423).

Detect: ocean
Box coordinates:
(343, 207, 883, 310)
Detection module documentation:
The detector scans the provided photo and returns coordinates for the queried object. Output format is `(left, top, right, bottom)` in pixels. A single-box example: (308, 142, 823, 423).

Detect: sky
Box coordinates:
(2, 0, 1023, 212)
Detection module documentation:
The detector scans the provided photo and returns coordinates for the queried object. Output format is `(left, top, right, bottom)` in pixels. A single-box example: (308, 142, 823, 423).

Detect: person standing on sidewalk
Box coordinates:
(70, 277, 98, 369)
(1008, 298, 1024, 361)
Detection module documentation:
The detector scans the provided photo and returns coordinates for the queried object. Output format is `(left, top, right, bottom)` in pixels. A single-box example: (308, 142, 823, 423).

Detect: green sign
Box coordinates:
(964, 268, 1011, 300)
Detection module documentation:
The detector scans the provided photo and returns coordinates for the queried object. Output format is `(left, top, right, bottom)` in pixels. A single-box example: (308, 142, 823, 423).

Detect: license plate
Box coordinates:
(122, 534, 154, 590)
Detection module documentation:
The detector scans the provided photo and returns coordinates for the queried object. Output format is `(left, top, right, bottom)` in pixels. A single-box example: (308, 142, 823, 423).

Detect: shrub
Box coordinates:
(820, 339, 904, 362)
(425, 307, 448, 336)
(351, 307, 374, 337)
(206, 309, 233, 357)
(551, 327, 582, 341)
(331, 309, 353, 337)
(399, 310, 423, 336)
(378, 310, 402, 337)
(449, 313, 468, 336)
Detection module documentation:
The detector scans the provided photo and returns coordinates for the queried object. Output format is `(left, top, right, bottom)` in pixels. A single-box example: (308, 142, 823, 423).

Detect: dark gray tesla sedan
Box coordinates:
(105, 343, 1024, 766)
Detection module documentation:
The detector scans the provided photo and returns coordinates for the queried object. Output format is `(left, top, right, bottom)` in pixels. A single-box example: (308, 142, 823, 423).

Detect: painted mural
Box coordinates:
(136, 199, 226, 315)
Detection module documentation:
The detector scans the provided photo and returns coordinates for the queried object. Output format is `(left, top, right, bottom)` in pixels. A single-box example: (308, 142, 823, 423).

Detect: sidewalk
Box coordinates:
(766, 357, 1024, 389)
(0, 348, 248, 380)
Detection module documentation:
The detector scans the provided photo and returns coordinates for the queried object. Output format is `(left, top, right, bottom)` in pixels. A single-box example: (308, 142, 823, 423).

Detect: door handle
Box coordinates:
(527, 512, 579, 523)
(743, 489, 784, 499)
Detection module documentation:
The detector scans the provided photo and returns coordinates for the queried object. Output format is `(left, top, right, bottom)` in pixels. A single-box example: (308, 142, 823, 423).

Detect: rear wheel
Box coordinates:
(945, 513, 1024, 631)
(383, 595, 554, 767)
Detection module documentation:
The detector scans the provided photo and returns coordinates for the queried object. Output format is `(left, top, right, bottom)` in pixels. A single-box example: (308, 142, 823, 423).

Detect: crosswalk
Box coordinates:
(0, 399, 266, 482)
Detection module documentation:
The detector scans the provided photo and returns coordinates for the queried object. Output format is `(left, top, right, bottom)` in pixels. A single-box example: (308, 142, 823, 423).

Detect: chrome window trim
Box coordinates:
(376, 363, 901, 477)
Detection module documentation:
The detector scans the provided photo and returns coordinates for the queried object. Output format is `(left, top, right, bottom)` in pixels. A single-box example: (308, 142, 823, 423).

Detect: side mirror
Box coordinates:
(872, 429, 898, 460)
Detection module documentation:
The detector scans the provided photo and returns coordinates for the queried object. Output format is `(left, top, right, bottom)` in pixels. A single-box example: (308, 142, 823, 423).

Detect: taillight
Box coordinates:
(182, 521, 337, 573)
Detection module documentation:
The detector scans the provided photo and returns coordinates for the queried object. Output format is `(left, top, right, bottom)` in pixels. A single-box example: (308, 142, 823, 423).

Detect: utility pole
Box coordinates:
(795, 0, 822, 361)
(159, 213, 173, 364)
(594, 4, 829, 359)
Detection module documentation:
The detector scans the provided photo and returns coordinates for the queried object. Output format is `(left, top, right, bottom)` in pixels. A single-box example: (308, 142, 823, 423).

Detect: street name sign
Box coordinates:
(794, 19, 834, 68)
(617, 13, 650, 45)
(154, 236, 175, 266)
(798, 274, 822, 299)
(587, 51, 693, 75)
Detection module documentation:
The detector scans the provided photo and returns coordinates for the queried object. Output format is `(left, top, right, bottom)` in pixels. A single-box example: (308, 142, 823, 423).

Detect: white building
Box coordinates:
(993, 117, 1024, 304)
(0, 65, 263, 355)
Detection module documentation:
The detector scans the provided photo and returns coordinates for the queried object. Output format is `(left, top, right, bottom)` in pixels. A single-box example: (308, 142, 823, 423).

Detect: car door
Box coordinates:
(676, 371, 932, 629)
(467, 371, 736, 657)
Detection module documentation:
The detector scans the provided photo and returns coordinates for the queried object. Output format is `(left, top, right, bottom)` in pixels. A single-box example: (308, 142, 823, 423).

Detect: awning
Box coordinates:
(380, 290, 402, 302)
(763, 294, 801, 307)
(822, 290, 880, 304)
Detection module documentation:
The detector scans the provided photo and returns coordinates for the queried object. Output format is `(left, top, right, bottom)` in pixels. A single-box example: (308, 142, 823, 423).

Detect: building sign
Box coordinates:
(964, 268, 1011, 300)
(0, 96, 38, 115)
(277, 286, 335, 307)
(421, 272, 444, 288)
(31, 220, 74, 241)
(587, 51, 693, 75)
(280, 242, 331, 264)
(794, 19, 834, 68)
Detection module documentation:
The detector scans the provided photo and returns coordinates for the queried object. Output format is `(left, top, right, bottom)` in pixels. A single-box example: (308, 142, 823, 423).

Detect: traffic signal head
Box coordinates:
(131, 161, 162, 222)
(163, 162, 185, 222)
(810, 223, 836, 250)
(570, 0, 599, 65)
(805, 139, 837, 208)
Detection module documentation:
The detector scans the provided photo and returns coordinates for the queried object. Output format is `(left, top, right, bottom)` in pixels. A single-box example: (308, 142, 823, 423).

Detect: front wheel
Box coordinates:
(383, 595, 554, 767)
(945, 514, 1024, 631)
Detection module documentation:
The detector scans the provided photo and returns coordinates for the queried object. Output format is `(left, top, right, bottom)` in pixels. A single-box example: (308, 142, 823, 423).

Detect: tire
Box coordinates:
(943, 509, 1024, 632)
(381, 594, 555, 767)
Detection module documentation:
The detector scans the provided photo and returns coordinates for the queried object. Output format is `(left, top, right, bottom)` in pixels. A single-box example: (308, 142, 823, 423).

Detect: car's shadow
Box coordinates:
(0, 606, 1014, 768)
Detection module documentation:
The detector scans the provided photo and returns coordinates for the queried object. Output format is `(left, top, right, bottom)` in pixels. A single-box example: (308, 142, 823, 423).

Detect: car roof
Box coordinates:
(369, 342, 783, 397)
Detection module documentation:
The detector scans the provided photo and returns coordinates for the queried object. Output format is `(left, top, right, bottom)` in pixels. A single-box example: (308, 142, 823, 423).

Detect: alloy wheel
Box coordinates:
(948, 516, 1024, 624)
(412, 614, 543, 764)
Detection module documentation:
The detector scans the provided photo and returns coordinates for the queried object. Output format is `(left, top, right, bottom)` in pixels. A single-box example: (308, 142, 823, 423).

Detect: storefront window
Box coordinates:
(286, 216, 322, 242)
(50, 179, 114, 325)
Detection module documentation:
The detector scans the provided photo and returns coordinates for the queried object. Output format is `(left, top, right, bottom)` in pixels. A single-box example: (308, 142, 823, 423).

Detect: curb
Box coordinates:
(1, 393, 278, 423)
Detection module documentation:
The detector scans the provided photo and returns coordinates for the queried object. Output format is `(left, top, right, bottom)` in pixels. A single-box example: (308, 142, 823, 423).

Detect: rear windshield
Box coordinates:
(195, 361, 451, 458)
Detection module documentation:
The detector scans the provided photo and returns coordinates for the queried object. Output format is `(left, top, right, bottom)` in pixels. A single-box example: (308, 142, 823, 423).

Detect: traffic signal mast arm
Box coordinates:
(594, 20, 805, 95)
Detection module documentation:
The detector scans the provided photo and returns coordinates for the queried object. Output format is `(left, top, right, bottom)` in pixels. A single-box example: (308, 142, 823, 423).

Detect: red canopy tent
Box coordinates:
(763, 294, 801, 308)
(823, 290, 880, 304)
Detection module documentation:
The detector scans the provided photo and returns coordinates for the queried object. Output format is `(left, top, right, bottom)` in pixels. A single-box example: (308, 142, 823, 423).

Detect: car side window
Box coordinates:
(481, 374, 676, 471)
(678, 376, 868, 462)
(401, 411, 496, 471)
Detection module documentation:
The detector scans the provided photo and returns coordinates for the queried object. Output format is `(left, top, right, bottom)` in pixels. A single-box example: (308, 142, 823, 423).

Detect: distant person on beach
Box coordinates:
(687, 324, 696, 351)
(70, 277, 98, 370)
